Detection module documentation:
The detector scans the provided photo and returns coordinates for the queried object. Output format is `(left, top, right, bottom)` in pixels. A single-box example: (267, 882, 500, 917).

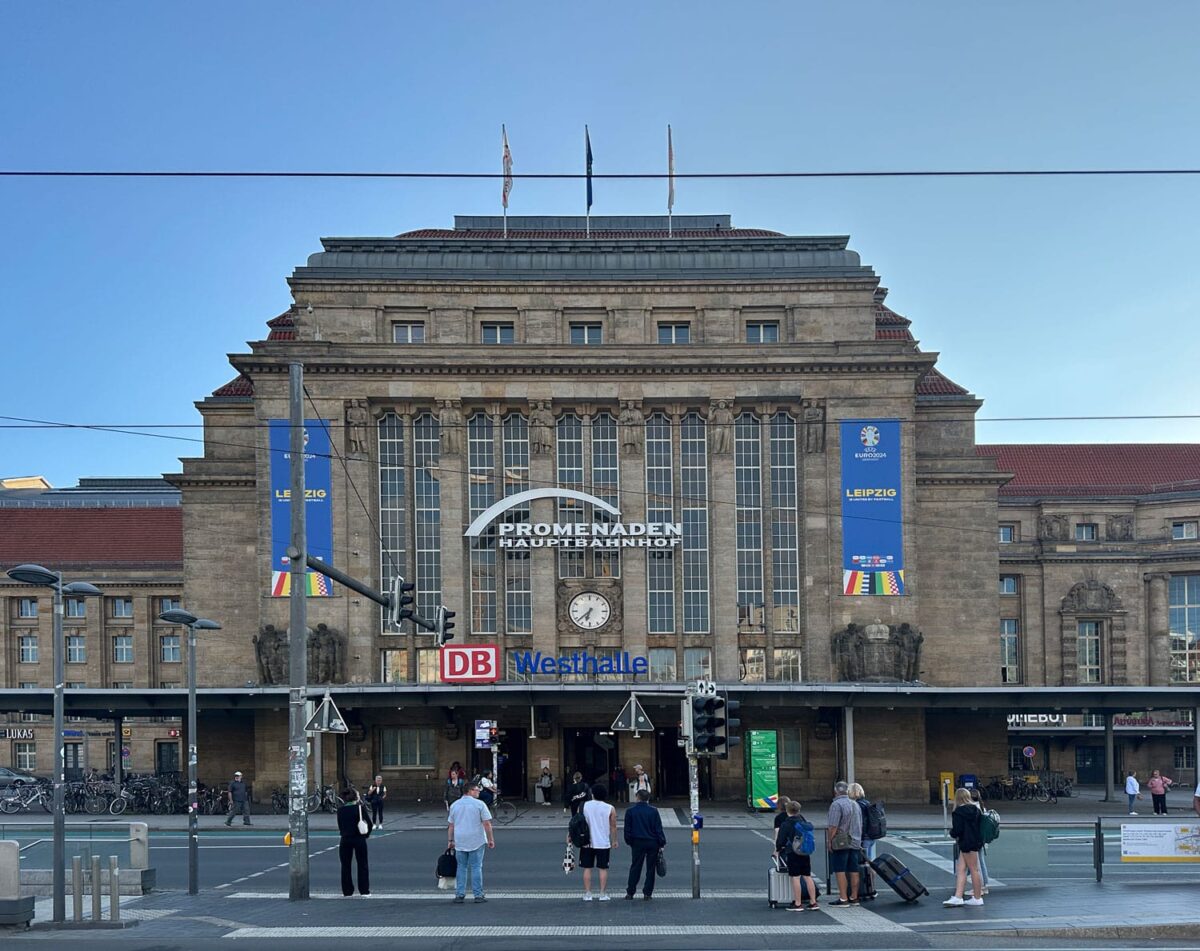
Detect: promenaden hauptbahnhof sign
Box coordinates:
(840, 419, 905, 595)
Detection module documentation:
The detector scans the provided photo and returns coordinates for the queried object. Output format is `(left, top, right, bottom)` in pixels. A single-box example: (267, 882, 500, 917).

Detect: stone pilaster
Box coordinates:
(1146, 572, 1171, 686)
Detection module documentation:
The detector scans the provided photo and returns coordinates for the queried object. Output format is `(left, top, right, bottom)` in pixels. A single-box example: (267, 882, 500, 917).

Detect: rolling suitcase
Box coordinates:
(768, 856, 794, 908)
(870, 852, 929, 902)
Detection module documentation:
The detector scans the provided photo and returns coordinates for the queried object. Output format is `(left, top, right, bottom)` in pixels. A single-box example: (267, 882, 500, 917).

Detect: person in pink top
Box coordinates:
(1146, 769, 1174, 816)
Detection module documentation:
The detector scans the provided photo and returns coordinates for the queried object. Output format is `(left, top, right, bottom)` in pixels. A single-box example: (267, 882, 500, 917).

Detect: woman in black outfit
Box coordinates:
(565, 771, 589, 816)
(944, 787, 984, 906)
(336, 788, 371, 897)
(772, 795, 792, 830)
(773, 799, 818, 912)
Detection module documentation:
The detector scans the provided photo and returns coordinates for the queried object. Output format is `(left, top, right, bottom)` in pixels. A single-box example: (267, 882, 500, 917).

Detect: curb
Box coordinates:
(954, 923, 1200, 940)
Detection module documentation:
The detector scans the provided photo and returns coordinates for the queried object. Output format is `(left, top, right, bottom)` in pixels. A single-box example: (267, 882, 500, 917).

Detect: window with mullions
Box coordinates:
(111, 597, 134, 619)
(657, 323, 690, 344)
(735, 413, 764, 631)
(683, 647, 711, 681)
(741, 648, 765, 682)
(556, 414, 586, 579)
(481, 322, 515, 345)
(392, 321, 426, 344)
(66, 598, 87, 619)
(417, 648, 439, 684)
(591, 413, 621, 579)
(66, 636, 86, 664)
(645, 414, 675, 633)
(770, 413, 799, 633)
(1168, 574, 1200, 683)
(112, 635, 133, 664)
(746, 322, 779, 343)
(413, 414, 442, 620)
(18, 598, 37, 619)
(648, 648, 676, 682)
(1175, 745, 1196, 770)
(570, 323, 603, 345)
(773, 648, 801, 682)
(18, 636, 38, 664)
(681, 413, 709, 633)
(1077, 620, 1102, 684)
(1000, 619, 1021, 683)
(380, 726, 435, 767)
(468, 413, 498, 634)
(160, 635, 181, 663)
(778, 728, 803, 768)
(381, 649, 408, 683)
(378, 413, 407, 632)
(502, 415, 532, 633)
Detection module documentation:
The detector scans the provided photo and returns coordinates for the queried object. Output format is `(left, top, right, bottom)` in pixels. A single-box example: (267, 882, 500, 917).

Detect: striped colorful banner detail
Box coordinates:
(270, 570, 333, 597)
(843, 570, 905, 596)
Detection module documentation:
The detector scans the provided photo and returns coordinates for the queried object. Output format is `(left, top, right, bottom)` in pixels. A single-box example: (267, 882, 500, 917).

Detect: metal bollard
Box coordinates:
(71, 856, 83, 922)
(128, 822, 149, 871)
(92, 855, 102, 922)
(108, 856, 120, 922)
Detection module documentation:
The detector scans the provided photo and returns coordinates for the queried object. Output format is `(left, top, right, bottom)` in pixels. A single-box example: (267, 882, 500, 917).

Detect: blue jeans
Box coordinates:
(455, 845, 485, 898)
(1128, 793, 1138, 812)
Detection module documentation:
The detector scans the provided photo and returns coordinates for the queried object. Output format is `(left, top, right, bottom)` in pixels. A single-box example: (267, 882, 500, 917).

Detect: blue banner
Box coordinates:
(840, 419, 904, 595)
(269, 419, 334, 597)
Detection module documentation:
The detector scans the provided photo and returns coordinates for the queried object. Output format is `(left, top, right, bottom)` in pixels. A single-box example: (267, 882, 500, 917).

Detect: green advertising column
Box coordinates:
(745, 730, 779, 811)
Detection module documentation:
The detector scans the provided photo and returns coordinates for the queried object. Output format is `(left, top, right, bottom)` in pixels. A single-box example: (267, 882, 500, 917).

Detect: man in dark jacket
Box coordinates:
(224, 770, 251, 827)
(336, 788, 371, 896)
(623, 789, 666, 900)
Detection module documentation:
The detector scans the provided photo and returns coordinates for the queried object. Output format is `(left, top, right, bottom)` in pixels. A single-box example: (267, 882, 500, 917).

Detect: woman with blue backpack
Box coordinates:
(773, 800, 819, 912)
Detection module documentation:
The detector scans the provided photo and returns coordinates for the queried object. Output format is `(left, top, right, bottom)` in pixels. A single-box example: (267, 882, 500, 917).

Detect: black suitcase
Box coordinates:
(870, 852, 929, 902)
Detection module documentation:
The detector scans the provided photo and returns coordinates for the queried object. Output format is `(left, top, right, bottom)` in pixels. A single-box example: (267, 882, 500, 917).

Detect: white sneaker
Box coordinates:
(943, 896, 964, 907)
(965, 897, 984, 906)
(981, 887, 989, 895)
(582, 893, 593, 901)
(1129, 811, 1138, 816)
(598, 894, 610, 902)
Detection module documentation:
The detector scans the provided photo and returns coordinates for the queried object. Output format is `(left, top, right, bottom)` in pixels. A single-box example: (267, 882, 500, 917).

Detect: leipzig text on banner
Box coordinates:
(268, 419, 335, 597)
(441, 644, 501, 683)
(840, 419, 905, 595)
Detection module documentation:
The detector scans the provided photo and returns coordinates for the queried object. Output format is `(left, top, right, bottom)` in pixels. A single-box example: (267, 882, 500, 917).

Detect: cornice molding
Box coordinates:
(287, 278, 882, 296)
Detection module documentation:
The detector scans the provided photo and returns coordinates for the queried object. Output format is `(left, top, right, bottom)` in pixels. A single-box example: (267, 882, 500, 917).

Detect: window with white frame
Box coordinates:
(66, 598, 87, 619)
(591, 412, 621, 579)
(18, 636, 38, 664)
(683, 648, 712, 681)
(17, 598, 37, 619)
(1174, 745, 1196, 770)
(112, 634, 134, 664)
(778, 728, 803, 768)
(66, 636, 86, 664)
(416, 648, 439, 684)
(111, 681, 132, 689)
(569, 323, 602, 345)
(648, 648, 676, 682)
(645, 414, 675, 633)
(556, 413, 586, 579)
(468, 412, 498, 634)
(111, 597, 134, 619)
(1172, 521, 1199, 540)
(159, 597, 181, 614)
(773, 648, 802, 682)
(1000, 619, 1021, 684)
(413, 413, 442, 620)
(506, 650, 529, 683)
(770, 413, 800, 632)
(378, 412, 407, 632)
(381, 649, 407, 683)
(15, 743, 35, 770)
(746, 321, 779, 343)
(1075, 523, 1098, 542)
(380, 726, 435, 767)
(735, 413, 764, 631)
(392, 321, 426, 344)
(1168, 574, 1200, 684)
(481, 322, 515, 345)
(18, 681, 38, 721)
(680, 413, 709, 632)
(1000, 575, 1019, 594)
(1077, 620, 1102, 684)
(160, 635, 181, 663)
(999, 524, 1016, 543)
(502, 414, 532, 633)
(657, 322, 690, 344)
(741, 648, 765, 682)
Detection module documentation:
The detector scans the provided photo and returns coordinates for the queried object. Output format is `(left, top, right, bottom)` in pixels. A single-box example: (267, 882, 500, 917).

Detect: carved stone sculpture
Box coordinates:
(529, 401, 555, 456)
(1061, 579, 1122, 614)
(802, 400, 826, 453)
(253, 624, 288, 686)
(618, 401, 643, 455)
(345, 399, 370, 455)
(708, 400, 734, 455)
(831, 622, 866, 681)
(1106, 514, 1134, 541)
(831, 620, 923, 682)
(438, 400, 464, 455)
(307, 622, 346, 684)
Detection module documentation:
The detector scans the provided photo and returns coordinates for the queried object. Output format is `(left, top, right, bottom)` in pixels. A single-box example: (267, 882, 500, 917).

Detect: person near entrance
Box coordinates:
(566, 771, 589, 816)
(578, 784, 618, 901)
(448, 781, 495, 904)
(623, 788, 666, 900)
(477, 770, 498, 808)
(1125, 770, 1141, 815)
(537, 767, 555, 806)
(1146, 769, 1174, 815)
(633, 764, 651, 801)
(825, 781, 861, 906)
(336, 788, 371, 896)
(612, 764, 627, 802)
(224, 770, 251, 826)
(366, 775, 387, 827)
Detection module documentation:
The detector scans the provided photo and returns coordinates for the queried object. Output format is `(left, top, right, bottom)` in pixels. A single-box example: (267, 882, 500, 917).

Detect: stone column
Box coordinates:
(1145, 572, 1171, 687)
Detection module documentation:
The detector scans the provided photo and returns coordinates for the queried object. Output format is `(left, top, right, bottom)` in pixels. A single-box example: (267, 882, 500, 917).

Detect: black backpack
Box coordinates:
(568, 810, 591, 848)
(862, 799, 887, 840)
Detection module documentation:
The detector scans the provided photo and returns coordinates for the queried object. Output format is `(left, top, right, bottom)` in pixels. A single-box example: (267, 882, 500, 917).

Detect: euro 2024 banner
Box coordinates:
(840, 419, 904, 595)
(268, 419, 334, 597)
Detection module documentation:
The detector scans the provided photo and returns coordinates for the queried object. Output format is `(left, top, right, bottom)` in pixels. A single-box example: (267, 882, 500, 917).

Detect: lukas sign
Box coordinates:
(464, 488, 681, 550)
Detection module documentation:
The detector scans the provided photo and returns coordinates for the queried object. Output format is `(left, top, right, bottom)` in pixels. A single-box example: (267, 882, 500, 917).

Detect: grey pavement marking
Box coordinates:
(657, 807, 681, 827)
(222, 922, 906, 939)
(888, 833, 1006, 887)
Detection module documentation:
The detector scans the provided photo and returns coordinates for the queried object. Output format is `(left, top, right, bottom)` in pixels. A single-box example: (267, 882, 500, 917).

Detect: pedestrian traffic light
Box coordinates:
(434, 605, 456, 646)
(691, 694, 740, 756)
(389, 576, 415, 627)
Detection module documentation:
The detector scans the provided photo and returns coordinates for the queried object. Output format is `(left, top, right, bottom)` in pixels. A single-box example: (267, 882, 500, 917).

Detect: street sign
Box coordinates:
(304, 693, 348, 734)
(1022, 745, 1036, 760)
(474, 719, 497, 749)
(611, 696, 654, 735)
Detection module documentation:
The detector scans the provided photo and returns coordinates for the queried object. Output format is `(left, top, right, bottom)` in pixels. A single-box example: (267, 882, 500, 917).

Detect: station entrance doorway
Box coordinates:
(472, 727, 528, 801)
(565, 728, 619, 788)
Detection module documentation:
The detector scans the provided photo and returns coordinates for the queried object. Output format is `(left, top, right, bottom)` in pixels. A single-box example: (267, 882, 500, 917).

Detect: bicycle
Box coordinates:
(270, 788, 288, 814)
(306, 785, 344, 814)
(0, 782, 53, 814)
(489, 792, 521, 825)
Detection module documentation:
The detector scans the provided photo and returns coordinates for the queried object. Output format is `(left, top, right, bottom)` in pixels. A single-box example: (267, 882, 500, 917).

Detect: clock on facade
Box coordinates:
(568, 591, 611, 630)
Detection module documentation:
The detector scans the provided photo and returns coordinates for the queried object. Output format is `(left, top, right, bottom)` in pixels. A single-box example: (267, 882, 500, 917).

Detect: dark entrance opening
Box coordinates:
(472, 727, 528, 801)
(655, 727, 689, 798)
(1075, 745, 1105, 785)
(565, 728, 619, 789)
(64, 742, 83, 782)
(156, 741, 180, 777)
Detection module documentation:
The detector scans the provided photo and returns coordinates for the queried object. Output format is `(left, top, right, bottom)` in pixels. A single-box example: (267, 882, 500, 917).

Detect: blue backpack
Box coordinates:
(789, 818, 816, 856)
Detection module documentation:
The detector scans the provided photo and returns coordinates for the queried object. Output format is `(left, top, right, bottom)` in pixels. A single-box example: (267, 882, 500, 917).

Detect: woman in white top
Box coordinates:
(1125, 770, 1140, 815)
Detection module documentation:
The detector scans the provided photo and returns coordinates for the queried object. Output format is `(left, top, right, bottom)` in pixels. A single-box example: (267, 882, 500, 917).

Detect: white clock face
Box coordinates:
(568, 592, 611, 630)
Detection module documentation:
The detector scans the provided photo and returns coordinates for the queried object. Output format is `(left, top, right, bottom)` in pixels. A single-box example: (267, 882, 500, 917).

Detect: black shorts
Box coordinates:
(580, 847, 610, 869)
(784, 852, 812, 877)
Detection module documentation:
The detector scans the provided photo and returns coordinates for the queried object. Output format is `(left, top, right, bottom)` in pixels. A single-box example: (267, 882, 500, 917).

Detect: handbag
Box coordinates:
(562, 843, 576, 875)
(831, 828, 853, 851)
(356, 804, 370, 836)
(655, 849, 667, 878)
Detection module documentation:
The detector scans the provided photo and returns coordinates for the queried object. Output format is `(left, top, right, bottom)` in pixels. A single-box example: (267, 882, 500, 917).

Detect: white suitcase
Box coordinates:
(768, 857, 793, 908)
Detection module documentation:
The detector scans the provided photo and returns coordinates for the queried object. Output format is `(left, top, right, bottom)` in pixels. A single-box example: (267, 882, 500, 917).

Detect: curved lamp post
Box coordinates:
(5, 564, 102, 924)
(158, 608, 221, 896)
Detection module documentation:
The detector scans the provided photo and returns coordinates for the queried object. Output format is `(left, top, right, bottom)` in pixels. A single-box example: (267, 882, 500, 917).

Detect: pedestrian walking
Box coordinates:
(944, 788, 984, 907)
(968, 789, 990, 895)
(566, 771, 589, 817)
(774, 799, 818, 912)
(366, 775, 387, 827)
(447, 781, 495, 904)
(537, 767, 555, 806)
(336, 788, 371, 896)
(623, 788, 666, 900)
(848, 782, 878, 900)
(445, 767, 464, 810)
(477, 770, 498, 808)
(825, 780, 862, 906)
(1125, 770, 1141, 815)
(577, 784, 617, 901)
(1147, 769, 1174, 815)
(224, 770, 251, 826)
(632, 764, 652, 801)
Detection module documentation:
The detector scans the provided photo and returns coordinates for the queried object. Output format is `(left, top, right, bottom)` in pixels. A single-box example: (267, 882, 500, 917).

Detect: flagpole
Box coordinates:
(667, 125, 674, 237)
(502, 124, 510, 239)
(585, 125, 591, 238)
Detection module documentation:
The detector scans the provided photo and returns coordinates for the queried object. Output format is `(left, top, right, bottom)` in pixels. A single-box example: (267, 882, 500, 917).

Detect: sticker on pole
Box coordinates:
(304, 694, 348, 734)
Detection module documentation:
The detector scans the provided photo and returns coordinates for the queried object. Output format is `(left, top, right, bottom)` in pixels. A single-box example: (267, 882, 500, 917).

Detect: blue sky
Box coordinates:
(1, 1, 1197, 486)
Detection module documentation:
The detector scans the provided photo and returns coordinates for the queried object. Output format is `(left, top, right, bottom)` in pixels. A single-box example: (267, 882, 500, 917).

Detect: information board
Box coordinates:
(1120, 823, 1200, 862)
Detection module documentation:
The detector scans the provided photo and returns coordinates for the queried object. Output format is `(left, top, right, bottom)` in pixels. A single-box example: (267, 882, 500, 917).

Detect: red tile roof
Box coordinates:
(266, 310, 297, 341)
(873, 303, 912, 327)
(916, 367, 971, 396)
(977, 444, 1200, 497)
(875, 328, 913, 341)
(396, 228, 784, 239)
(0, 508, 183, 567)
(212, 373, 254, 398)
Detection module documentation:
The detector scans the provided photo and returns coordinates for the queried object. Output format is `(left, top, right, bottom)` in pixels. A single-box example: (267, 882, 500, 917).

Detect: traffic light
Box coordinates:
(434, 605, 456, 646)
(680, 697, 695, 754)
(691, 694, 741, 756)
(389, 576, 416, 627)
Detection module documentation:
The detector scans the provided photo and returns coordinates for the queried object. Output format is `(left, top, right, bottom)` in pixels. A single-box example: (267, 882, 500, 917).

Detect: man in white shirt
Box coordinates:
(579, 784, 618, 901)
(1125, 771, 1140, 815)
(447, 782, 495, 903)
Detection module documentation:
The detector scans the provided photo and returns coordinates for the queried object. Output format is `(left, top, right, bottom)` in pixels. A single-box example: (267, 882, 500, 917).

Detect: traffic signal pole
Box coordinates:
(287, 363, 310, 901)
(688, 751, 700, 899)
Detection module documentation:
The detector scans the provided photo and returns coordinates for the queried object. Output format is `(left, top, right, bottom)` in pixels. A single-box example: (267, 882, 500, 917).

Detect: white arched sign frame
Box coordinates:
(463, 488, 622, 538)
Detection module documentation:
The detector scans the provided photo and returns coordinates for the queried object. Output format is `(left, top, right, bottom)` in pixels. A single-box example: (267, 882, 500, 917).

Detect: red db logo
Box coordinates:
(440, 644, 501, 684)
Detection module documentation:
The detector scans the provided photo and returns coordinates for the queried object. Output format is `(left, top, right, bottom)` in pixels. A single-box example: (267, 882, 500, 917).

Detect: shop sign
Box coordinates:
(441, 644, 501, 683)
(0, 728, 34, 740)
(464, 489, 682, 550)
(1113, 711, 1194, 729)
(1007, 714, 1065, 726)
(840, 420, 905, 595)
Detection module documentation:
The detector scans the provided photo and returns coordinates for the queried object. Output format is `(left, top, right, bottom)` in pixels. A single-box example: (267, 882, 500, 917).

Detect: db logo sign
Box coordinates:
(440, 644, 501, 684)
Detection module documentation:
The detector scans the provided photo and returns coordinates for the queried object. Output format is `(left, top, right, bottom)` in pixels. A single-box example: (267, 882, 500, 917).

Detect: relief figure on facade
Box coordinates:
(438, 400, 465, 455)
(529, 401, 555, 456)
(1038, 514, 1069, 541)
(803, 399, 826, 453)
(618, 401, 644, 455)
(891, 622, 924, 682)
(308, 622, 345, 684)
(253, 624, 288, 686)
(708, 400, 734, 455)
(345, 399, 370, 456)
(1106, 514, 1134, 541)
(831, 622, 866, 681)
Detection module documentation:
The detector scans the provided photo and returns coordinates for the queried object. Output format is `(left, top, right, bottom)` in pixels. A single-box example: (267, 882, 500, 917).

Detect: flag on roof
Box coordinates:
(585, 126, 593, 211)
(667, 125, 675, 213)
(502, 125, 513, 209)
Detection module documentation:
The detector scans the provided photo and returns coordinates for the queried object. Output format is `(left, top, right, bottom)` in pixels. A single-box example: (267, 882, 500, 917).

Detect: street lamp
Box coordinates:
(158, 607, 221, 896)
(5, 564, 101, 924)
